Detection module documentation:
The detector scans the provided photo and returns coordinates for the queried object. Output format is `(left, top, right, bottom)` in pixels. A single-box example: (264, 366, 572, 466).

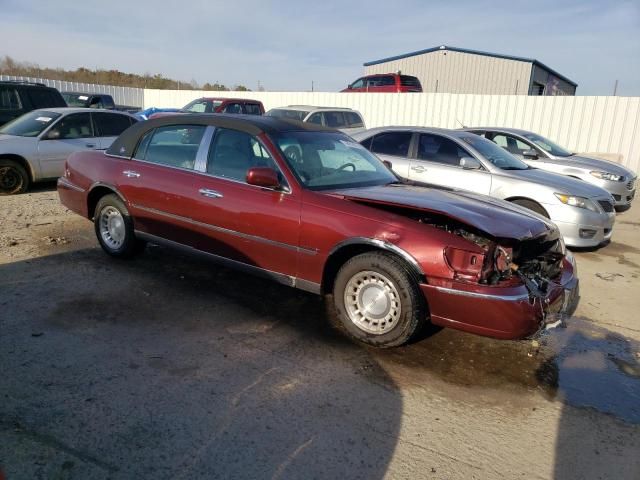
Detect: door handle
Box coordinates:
(411, 165, 426, 173)
(122, 170, 141, 178)
(199, 188, 223, 198)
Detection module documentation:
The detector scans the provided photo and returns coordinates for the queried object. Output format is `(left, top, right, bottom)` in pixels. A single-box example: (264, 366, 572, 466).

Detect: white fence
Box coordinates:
(1, 75, 144, 107)
(143, 89, 640, 175)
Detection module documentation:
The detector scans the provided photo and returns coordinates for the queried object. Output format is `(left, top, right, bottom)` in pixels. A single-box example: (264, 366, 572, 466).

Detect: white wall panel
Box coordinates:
(143, 89, 640, 175)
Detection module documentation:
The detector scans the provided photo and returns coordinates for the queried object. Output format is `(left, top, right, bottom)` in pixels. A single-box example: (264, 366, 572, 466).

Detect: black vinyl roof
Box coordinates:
(106, 113, 336, 157)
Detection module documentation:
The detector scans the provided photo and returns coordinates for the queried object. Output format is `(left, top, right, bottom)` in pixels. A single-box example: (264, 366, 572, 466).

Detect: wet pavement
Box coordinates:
(1, 190, 640, 479)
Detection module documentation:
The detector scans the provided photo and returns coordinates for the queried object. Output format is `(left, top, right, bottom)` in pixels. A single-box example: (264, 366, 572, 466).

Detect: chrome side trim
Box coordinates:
(133, 204, 317, 256)
(135, 231, 321, 294)
(432, 285, 530, 301)
(57, 177, 85, 192)
(104, 153, 131, 160)
(329, 237, 424, 276)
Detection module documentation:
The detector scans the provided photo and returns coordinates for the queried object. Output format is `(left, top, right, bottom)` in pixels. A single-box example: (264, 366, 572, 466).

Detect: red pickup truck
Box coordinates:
(342, 73, 423, 93)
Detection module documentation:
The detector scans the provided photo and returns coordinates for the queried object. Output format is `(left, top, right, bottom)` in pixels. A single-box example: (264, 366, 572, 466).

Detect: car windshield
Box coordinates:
(0, 110, 62, 137)
(460, 134, 529, 170)
(266, 109, 308, 122)
(62, 93, 90, 107)
(182, 99, 223, 113)
(522, 132, 573, 157)
(271, 131, 398, 190)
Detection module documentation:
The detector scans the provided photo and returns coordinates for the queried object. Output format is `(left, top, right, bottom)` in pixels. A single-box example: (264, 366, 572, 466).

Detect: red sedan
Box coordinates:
(58, 115, 579, 347)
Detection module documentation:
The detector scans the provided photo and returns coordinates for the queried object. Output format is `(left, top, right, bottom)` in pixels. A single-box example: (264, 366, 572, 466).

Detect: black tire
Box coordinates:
(0, 159, 29, 195)
(94, 194, 146, 258)
(511, 198, 549, 218)
(331, 252, 427, 348)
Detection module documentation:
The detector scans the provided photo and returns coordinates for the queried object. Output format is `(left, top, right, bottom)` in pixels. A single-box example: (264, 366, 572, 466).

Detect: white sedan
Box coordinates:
(0, 107, 137, 195)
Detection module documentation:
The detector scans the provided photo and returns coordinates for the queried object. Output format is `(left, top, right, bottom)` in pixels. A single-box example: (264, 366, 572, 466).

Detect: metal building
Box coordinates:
(363, 45, 577, 96)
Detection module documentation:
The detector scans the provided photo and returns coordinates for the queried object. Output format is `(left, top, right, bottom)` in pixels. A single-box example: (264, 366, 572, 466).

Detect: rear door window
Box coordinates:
(344, 112, 364, 128)
(400, 76, 422, 89)
(27, 89, 63, 108)
(367, 76, 395, 88)
(0, 86, 21, 110)
(370, 131, 412, 157)
(222, 103, 243, 114)
(136, 125, 206, 170)
(93, 112, 133, 137)
(323, 111, 346, 128)
(243, 103, 262, 115)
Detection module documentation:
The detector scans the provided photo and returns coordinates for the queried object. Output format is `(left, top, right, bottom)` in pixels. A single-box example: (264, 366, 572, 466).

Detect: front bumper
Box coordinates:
(591, 177, 636, 207)
(420, 257, 579, 340)
(545, 202, 615, 248)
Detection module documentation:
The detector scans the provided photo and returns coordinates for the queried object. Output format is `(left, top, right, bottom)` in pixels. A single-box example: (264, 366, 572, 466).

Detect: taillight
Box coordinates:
(444, 247, 484, 281)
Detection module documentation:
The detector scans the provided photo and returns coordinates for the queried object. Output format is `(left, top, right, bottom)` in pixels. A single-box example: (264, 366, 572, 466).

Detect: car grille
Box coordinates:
(598, 200, 614, 213)
(627, 178, 636, 190)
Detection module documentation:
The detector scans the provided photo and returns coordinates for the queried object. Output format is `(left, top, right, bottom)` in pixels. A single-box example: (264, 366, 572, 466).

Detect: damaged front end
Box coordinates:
(415, 213, 579, 336)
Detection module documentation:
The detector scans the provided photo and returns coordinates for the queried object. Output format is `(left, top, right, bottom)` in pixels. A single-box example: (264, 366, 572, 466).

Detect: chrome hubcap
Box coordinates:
(344, 271, 401, 335)
(99, 206, 125, 250)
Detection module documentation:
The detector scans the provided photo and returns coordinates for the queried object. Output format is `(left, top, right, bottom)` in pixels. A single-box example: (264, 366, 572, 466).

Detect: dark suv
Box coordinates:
(0, 81, 67, 126)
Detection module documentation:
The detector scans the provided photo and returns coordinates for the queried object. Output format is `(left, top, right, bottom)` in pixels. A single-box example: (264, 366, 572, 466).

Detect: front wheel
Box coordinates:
(511, 198, 549, 218)
(94, 194, 146, 258)
(0, 159, 29, 195)
(331, 252, 427, 347)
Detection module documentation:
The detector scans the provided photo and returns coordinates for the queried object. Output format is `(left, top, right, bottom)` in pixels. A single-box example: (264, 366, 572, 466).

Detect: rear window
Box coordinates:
(400, 76, 422, 88)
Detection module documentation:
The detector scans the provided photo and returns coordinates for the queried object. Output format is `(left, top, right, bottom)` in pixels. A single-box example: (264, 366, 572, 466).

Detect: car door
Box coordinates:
(37, 112, 100, 178)
(117, 123, 211, 244)
(367, 131, 414, 178)
(409, 133, 492, 195)
(189, 127, 302, 277)
(93, 112, 135, 149)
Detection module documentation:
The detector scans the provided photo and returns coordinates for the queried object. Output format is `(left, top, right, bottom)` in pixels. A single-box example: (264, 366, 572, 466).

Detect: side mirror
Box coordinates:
(382, 160, 393, 170)
(523, 149, 539, 159)
(460, 156, 482, 170)
(45, 129, 61, 140)
(246, 167, 280, 189)
(347, 84, 353, 90)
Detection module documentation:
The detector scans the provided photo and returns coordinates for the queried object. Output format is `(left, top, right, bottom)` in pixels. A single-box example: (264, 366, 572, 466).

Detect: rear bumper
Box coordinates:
(57, 177, 88, 218)
(421, 258, 579, 340)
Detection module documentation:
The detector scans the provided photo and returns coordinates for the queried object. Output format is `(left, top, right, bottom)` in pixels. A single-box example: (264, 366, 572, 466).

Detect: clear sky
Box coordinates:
(1, 0, 638, 95)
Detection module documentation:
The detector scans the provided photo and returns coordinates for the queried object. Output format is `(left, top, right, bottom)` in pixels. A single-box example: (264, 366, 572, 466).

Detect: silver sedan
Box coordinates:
(352, 127, 616, 248)
(462, 127, 636, 210)
(0, 107, 137, 195)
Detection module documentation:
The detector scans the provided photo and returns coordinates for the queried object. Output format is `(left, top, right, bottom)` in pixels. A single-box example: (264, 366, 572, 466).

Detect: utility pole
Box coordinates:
(613, 79, 618, 96)
(311, 80, 314, 92)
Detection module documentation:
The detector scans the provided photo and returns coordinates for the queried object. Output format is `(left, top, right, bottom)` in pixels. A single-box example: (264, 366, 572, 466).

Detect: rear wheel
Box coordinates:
(94, 194, 146, 258)
(511, 198, 549, 218)
(0, 159, 29, 195)
(331, 252, 426, 348)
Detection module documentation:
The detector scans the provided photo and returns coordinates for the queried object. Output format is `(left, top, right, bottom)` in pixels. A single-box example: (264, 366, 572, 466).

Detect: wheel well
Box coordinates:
(321, 243, 423, 294)
(504, 196, 549, 215)
(0, 154, 33, 181)
(87, 186, 120, 220)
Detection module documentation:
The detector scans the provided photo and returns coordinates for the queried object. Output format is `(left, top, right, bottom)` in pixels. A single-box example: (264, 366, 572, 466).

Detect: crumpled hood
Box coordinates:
(329, 183, 558, 241)
(507, 167, 611, 198)
(566, 154, 635, 179)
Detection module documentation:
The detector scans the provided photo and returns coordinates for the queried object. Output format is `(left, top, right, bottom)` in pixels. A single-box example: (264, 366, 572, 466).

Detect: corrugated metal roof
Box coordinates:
(363, 45, 577, 87)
